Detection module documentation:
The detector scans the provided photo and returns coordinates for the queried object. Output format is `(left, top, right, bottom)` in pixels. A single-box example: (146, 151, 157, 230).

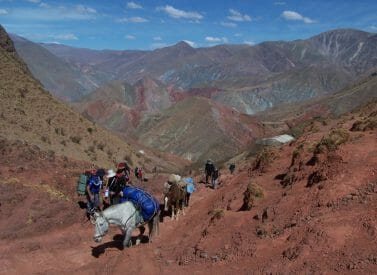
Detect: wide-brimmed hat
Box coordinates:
(168, 174, 181, 184)
(107, 169, 116, 178)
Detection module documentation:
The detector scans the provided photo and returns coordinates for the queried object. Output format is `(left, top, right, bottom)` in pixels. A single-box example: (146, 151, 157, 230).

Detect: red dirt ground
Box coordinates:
(1, 111, 377, 274)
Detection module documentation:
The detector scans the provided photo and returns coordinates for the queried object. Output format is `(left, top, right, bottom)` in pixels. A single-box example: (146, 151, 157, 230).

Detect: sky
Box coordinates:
(0, 0, 376, 50)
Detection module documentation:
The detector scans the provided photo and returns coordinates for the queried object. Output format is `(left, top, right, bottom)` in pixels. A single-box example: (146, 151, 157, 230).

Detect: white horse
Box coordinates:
(92, 201, 160, 249)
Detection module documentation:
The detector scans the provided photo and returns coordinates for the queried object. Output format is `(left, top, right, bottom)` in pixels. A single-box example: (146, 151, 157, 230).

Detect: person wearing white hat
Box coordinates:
(102, 169, 116, 209)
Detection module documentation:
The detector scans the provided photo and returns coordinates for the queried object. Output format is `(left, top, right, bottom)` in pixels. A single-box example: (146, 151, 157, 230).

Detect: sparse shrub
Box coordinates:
(41, 136, 49, 143)
(87, 127, 93, 134)
(307, 170, 327, 187)
(55, 128, 59, 135)
(209, 209, 225, 222)
(255, 226, 267, 238)
(107, 149, 113, 158)
(350, 120, 364, 132)
(97, 142, 105, 151)
(60, 140, 67, 146)
(253, 148, 275, 172)
(46, 117, 52, 125)
(70, 136, 82, 144)
(350, 119, 377, 132)
(240, 182, 264, 211)
(314, 128, 350, 154)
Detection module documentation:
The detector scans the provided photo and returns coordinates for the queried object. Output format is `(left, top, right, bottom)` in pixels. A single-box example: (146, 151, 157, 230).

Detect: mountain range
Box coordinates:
(10, 28, 377, 163)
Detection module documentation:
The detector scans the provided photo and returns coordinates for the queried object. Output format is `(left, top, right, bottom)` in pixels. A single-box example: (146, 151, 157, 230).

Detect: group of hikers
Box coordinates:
(78, 158, 236, 223)
(81, 162, 136, 214)
(78, 162, 197, 218)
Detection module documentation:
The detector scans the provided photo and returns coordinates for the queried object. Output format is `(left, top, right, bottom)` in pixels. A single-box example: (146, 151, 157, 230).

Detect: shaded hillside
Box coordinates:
(11, 34, 98, 102)
(0, 25, 182, 172)
(135, 96, 263, 163)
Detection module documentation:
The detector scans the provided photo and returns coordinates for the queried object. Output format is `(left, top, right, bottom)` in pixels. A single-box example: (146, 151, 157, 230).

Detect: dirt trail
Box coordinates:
(1, 108, 377, 274)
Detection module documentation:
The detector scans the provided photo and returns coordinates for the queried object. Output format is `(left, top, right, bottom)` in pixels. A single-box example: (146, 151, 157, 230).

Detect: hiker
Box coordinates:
(211, 167, 220, 189)
(108, 164, 130, 205)
(86, 169, 102, 213)
(137, 167, 143, 181)
(118, 162, 131, 177)
(229, 163, 236, 174)
(103, 169, 116, 209)
(205, 159, 215, 184)
(184, 176, 195, 206)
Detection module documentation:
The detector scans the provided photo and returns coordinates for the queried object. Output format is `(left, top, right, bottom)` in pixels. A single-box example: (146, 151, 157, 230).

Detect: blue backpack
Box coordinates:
(121, 186, 159, 221)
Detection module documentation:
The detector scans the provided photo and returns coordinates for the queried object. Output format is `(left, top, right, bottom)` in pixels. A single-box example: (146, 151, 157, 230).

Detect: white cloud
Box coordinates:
(127, 2, 142, 9)
(183, 40, 196, 47)
(205, 36, 228, 43)
(0, 9, 8, 15)
(39, 2, 49, 8)
(158, 5, 203, 20)
(27, 0, 41, 3)
(221, 21, 237, 28)
(125, 35, 135, 40)
(53, 33, 78, 40)
(281, 10, 315, 24)
(274, 1, 286, 5)
(227, 9, 251, 22)
(5, 5, 98, 21)
(76, 4, 96, 14)
(117, 16, 148, 23)
(243, 41, 255, 46)
(153, 36, 162, 41)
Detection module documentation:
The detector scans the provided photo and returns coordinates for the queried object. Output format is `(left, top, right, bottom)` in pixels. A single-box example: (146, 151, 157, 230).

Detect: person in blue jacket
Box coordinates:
(184, 177, 196, 206)
(86, 169, 102, 213)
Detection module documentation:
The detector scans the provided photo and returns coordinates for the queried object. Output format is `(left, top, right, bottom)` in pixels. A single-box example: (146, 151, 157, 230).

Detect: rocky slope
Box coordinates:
(1, 82, 376, 274)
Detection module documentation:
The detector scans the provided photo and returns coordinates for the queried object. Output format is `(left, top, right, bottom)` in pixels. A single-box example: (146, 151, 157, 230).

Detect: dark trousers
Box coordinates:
(205, 173, 211, 184)
(185, 193, 191, 206)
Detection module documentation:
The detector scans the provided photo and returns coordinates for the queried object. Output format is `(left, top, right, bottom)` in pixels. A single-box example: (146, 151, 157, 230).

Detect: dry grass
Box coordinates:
(314, 128, 350, 154)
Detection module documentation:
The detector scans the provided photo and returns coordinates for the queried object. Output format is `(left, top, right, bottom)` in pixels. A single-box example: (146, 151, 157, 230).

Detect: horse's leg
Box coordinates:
(147, 220, 154, 243)
(136, 226, 145, 245)
(155, 210, 160, 236)
(171, 204, 175, 220)
(164, 196, 168, 212)
(175, 202, 180, 221)
(123, 226, 135, 248)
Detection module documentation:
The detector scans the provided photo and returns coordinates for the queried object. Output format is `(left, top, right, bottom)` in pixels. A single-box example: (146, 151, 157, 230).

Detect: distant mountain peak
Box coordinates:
(175, 40, 193, 48)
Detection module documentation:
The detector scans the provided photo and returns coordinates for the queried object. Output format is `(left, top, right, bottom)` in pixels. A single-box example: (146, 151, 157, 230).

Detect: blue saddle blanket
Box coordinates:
(121, 186, 159, 221)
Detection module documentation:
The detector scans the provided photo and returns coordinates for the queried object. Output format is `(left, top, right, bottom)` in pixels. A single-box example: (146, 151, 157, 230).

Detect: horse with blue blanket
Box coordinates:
(92, 187, 160, 249)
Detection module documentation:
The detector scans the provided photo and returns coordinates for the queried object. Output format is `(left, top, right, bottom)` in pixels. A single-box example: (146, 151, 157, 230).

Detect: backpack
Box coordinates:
(77, 173, 88, 195)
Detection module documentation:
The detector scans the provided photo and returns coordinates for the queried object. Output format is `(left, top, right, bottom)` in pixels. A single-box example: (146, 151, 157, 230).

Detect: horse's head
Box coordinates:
(92, 212, 109, 243)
